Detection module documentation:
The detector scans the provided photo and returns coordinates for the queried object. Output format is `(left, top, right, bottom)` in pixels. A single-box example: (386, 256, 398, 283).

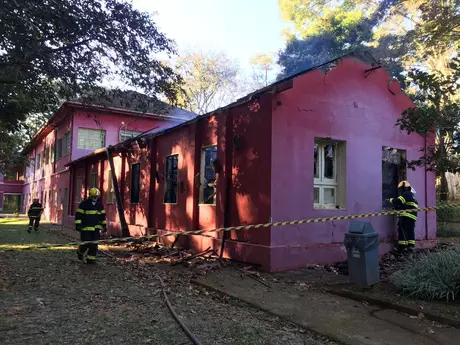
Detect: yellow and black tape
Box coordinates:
(1, 203, 457, 252)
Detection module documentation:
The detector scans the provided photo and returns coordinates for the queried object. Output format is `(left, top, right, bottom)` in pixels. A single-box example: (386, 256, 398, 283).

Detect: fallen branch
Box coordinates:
(235, 267, 270, 288)
(171, 247, 213, 266)
(157, 275, 203, 345)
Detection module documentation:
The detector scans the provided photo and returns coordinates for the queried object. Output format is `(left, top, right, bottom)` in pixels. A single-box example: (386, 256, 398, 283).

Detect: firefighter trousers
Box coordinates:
(77, 230, 100, 263)
(397, 216, 416, 250)
(28, 217, 40, 230)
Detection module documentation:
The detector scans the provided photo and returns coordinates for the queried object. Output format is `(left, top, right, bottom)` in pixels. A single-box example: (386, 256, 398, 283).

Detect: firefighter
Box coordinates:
(75, 187, 107, 264)
(27, 198, 43, 233)
(387, 180, 418, 253)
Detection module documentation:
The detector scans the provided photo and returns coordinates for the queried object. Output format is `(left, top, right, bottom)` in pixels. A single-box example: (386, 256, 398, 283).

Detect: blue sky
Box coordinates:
(133, 0, 288, 72)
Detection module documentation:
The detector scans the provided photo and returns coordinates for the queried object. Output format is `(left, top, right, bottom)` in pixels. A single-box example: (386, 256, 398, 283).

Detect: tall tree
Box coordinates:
(396, 58, 460, 200)
(176, 50, 240, 115)
(0, 0, 182, 171)
(249, 53, 277, 88)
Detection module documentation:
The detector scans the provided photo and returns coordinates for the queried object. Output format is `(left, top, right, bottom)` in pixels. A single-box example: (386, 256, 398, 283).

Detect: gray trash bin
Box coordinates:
(343, 221, 380, 286)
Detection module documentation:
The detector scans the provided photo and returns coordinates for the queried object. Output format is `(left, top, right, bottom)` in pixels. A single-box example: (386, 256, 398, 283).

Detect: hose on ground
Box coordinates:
(157, 275, 203, 345)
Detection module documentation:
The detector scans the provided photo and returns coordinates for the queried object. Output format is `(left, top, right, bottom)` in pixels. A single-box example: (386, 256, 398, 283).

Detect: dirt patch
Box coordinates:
(0, 221, 332, 345)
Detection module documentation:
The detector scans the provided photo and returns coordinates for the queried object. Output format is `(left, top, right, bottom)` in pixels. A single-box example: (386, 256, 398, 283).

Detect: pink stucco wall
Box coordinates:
(71, 110, 184, 161)
(270, 58, 436, 271)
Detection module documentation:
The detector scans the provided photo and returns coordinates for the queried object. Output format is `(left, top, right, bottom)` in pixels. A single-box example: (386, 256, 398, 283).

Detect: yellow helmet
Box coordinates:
(398, 180, 410, 188)
(89, 187, 101, 198)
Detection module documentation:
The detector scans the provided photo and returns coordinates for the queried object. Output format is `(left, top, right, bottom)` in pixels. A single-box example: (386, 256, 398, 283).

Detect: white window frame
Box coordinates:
(120, 129, 143, 142)
(77, 128, 106, 151)
(199, 145, 217, 205)
(314, 140, 343, 209)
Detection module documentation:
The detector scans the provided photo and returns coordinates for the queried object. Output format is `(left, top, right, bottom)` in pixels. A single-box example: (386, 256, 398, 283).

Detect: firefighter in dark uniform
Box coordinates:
(75, 188, 107, 264)
(27, 198, 43, 233)
(387, 180, 418, 253)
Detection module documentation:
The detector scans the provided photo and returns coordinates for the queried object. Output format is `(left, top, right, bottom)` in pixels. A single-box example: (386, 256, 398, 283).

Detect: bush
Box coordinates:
(392, 249, 460, 301)
(437, 202, 456, 223)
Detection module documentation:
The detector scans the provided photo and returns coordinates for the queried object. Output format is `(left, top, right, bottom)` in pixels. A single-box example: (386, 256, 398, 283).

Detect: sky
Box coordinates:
(132, 0, 288, 73)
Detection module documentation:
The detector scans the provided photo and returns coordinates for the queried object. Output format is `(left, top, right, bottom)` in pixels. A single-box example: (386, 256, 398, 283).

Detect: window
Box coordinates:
(120, 129, 143, 142)
(200, 145, 217, 205)
(76, 175, 83, 203)
(382, 147, 407, 208)
(164, 154, 178, 204)
(44, 191, 47, 205)
(77, 128, 106, 150)
(107, 170, 115, 203)
(56, 138, 63, 159)
(36, 152, 41, 169)
(45, 147, 50, 165)
(314, 139, 346, 209)
(130, 163, 141, 203)
(50, 143, 55, 163)
(64, 132, 71, 155)
(89, 172, 98, 189)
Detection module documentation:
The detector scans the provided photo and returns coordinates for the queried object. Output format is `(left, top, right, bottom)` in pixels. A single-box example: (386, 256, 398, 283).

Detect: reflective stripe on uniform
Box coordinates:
(98, 210, 106, 214)
(408, 240, 416, 245)
(101, 220, 107, 225)
(75, 219, 82, 224)
(398, 196, 406, 203)
(401, 212, 417, 220)
(76, 208, 85, 214)
(405, 201, 418, 208)
(87, 255, 96, 260)
(398, 240, 408, 245)
(85, 210, 98, 215)
(81, 226, 96, 231)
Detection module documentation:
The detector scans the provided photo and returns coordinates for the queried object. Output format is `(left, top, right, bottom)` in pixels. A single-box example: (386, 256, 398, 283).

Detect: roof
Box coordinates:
(22, 90, 197, 154)
(66, 51, 392, 166)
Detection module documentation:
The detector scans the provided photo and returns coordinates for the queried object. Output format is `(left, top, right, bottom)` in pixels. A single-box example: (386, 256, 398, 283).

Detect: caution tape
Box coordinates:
(0, 203, 457, 252)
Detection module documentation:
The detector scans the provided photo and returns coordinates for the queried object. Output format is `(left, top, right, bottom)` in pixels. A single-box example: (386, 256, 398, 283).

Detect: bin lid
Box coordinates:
(348, 221, 376, 234)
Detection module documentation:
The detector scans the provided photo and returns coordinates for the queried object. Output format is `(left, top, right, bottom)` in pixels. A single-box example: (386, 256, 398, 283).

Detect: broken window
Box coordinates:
(164, 154, 179, 204)
(130, 163, 141, 204)
(382, 147, 407, 208)
(89, 172, 98, 189)
(200, 145, 217, 205)
(314, 139, 346, 209)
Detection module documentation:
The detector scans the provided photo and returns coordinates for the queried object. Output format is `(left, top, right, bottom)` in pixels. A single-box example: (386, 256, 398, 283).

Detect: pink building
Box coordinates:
(65, 55, 437, 272)
(2, 92, 195, 222)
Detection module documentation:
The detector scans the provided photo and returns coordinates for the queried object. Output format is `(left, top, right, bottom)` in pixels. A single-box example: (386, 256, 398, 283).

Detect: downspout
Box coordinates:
(106, 145, 130, 237)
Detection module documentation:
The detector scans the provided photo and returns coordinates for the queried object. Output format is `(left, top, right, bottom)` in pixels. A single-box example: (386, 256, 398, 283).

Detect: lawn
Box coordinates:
(0, 220, 329, 345)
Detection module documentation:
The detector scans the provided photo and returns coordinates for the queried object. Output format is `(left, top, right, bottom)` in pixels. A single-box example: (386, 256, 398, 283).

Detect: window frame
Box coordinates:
(120, 129, 143, 142)
(314, 139, 345, 209)
(130, 162, 141, 204)
(75, 175, 84, 203)
(199, 145, 218, 205)
(163, 154, 179, 205)
(89, 171, 98, 189)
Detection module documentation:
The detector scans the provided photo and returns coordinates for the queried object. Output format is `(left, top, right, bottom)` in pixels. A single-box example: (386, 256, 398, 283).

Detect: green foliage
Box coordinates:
(393, 249, 460, 301)
(0, 0, 183, 172)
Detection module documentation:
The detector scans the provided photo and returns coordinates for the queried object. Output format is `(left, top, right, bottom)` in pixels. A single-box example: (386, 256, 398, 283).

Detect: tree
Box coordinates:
(0, 0, 182, 171)
(277, 0, 406, 78)
(396, 58, 460, 201)
(249, 53, 277, 88)
(176, 50, 240, 115)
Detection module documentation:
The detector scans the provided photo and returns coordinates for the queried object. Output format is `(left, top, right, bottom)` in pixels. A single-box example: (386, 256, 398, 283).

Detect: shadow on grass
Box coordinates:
(438, 222, 460, 238)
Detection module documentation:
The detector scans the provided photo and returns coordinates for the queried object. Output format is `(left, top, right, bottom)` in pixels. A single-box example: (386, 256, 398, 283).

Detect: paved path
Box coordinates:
(194, 268, 460, 345)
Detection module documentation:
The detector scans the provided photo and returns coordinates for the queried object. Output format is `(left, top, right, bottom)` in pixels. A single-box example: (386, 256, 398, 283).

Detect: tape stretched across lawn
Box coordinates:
(0, 203, 453, 252)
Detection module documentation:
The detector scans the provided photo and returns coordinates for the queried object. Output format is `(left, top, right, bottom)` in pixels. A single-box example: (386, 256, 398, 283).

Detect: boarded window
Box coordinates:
(120, 129, 143, 142)
(200, 145, 217, 205)
(45, 147, 50, 165)
(36, 152, 41, 169)
(77, 128, 106, 150)
(314, 139, 346, 209)
(107, 170, 115, 203)
(130, 163, 141, 203)
(63, 132, 71, 156)
(50, 143, 55, 163)
(164, 154, 178, 204)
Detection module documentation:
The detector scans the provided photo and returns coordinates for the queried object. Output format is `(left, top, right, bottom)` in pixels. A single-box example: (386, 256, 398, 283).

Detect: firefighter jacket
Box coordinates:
(28, 202, 43, 218)
(75, 199, 107, 231)
(389, 191, 418, 221)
